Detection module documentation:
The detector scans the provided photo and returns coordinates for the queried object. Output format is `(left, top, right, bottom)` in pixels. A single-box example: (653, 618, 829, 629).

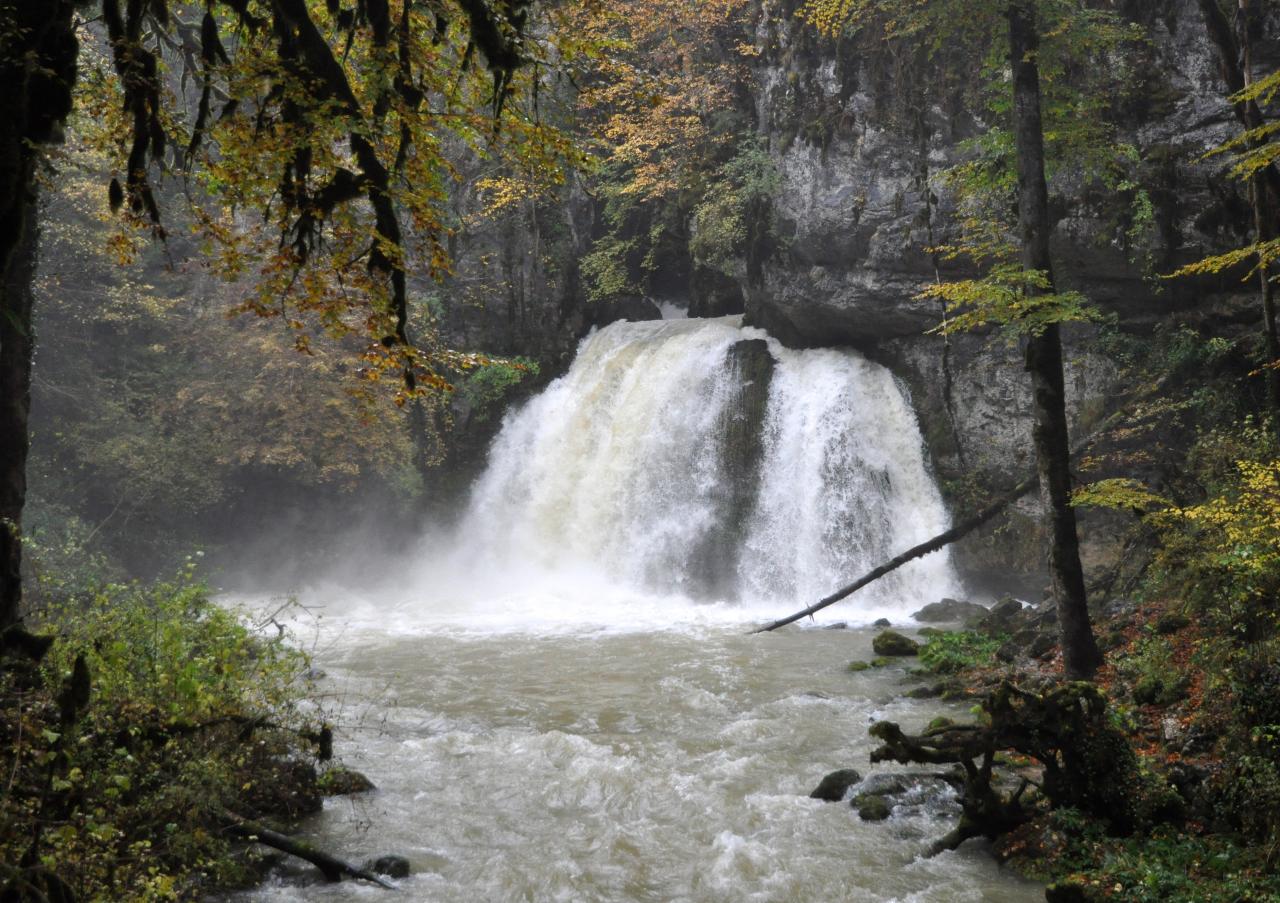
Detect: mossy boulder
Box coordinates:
(854, 794, 892, 821)
(872, 630, 920, 657)
(1154, 612, 1191, 635)
(847, 660, 871, 672)
(318, 766, 376, 796)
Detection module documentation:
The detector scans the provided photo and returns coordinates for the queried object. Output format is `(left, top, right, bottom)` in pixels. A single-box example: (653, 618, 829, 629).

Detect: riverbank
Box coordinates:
(861, 598, 1280, 903)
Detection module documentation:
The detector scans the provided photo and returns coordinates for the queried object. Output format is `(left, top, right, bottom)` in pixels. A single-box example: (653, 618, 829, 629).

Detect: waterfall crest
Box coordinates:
(454, 316, 960, 620)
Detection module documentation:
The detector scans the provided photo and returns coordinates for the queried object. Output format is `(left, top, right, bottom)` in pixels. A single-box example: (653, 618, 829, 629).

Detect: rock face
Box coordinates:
(690, 339, 777, 597)
(732, 0, 1275, 590)
(433, 0, 1276, 589)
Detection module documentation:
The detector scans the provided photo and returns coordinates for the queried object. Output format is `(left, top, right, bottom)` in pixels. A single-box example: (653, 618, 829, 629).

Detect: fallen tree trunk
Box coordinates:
(751, 403, 1140, 635)
(750, 471, 1039, 634)
(220, 810, 395, 888)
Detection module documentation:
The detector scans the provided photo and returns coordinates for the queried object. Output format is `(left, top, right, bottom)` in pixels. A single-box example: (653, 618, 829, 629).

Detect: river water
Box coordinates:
(233, 319, 1042, 902)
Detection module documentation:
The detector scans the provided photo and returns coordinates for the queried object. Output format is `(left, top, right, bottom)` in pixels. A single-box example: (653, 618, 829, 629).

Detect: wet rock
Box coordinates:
(809, 768, 863, 802)
(911, 598, 989, 625)
(855, 774, 909, 796)
(870, 657, 892, 668)
(1027, 633, 1057, 660)
(847, 661, 871, 672)
(872, 618, 892, 628)
(906, 684, 944, 700)
(872, 630, 920, 657)
(977, 596, 1026, 632)
(364, 855, 411, 879)
(822, 621, 849, 630)
(854, 795, 892, 821)
(318, 766, 376, 796)
(584, 294, 662, 327)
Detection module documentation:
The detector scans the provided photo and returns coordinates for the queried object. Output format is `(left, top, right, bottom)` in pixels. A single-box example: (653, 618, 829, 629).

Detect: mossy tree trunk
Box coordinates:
(1008, 0, 1102, 680)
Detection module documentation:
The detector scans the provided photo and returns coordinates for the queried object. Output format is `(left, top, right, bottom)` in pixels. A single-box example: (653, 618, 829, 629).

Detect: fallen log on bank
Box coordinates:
(220, 810, 396, 889)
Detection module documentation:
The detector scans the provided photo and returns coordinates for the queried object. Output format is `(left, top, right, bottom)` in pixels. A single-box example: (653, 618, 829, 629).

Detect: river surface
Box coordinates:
(232, 603, 1041, 903)
(235, 317, 1041, 900)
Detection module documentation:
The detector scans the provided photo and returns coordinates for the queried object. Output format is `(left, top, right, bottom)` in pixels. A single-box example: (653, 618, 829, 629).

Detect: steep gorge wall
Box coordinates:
(439, 0, 1275, 596)
(744, 0, 1278, 594)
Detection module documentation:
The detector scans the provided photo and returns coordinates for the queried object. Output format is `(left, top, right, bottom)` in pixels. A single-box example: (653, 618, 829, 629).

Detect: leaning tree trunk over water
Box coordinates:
(1009, 0, 1102, 680)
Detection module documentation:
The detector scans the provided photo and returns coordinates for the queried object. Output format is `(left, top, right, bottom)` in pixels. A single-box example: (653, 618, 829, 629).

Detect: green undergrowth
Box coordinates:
(919, 630, 1005, 674)
(1032, 815, 1279, 903)
(1, 564, 330, 901)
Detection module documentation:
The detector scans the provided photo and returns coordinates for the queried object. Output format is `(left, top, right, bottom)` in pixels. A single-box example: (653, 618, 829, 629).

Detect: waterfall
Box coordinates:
(454, 316, 961, 621)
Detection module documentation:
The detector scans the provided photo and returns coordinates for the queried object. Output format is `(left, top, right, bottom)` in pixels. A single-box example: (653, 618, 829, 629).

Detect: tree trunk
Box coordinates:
(0, 194, 37, 633)
(0, 0, 81, 632)
(1008, 0, 1102, 679)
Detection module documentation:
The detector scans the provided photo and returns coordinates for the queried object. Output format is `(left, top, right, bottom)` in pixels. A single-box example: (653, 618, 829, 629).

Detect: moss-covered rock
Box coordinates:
(872, 630, 920, 657)
(854, 794, 892, 821)
(318, 766, 376, 796)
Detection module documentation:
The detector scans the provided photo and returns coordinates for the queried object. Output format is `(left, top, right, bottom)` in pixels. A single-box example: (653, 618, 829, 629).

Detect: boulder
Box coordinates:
(318, 766, 376, 796)
(364, 855, 411, 879)
(911, 598, 989, 625)
(854, 795, 892, 821)
(872, 617, 892, 628)
(809, 768, 863, 802)
(872, 630, 920, 657)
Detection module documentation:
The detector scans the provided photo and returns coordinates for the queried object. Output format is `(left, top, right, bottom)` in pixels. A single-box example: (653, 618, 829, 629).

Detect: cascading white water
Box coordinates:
(456, 316, 961, 621)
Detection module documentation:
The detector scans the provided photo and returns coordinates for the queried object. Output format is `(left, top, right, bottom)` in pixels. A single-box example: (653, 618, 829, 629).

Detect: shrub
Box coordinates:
(920, 631, 1005, 674)
(1, 565, 326, 901)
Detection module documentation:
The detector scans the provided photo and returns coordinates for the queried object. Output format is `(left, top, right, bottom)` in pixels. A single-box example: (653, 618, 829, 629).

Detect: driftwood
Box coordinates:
(220, 810, 396, 889)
